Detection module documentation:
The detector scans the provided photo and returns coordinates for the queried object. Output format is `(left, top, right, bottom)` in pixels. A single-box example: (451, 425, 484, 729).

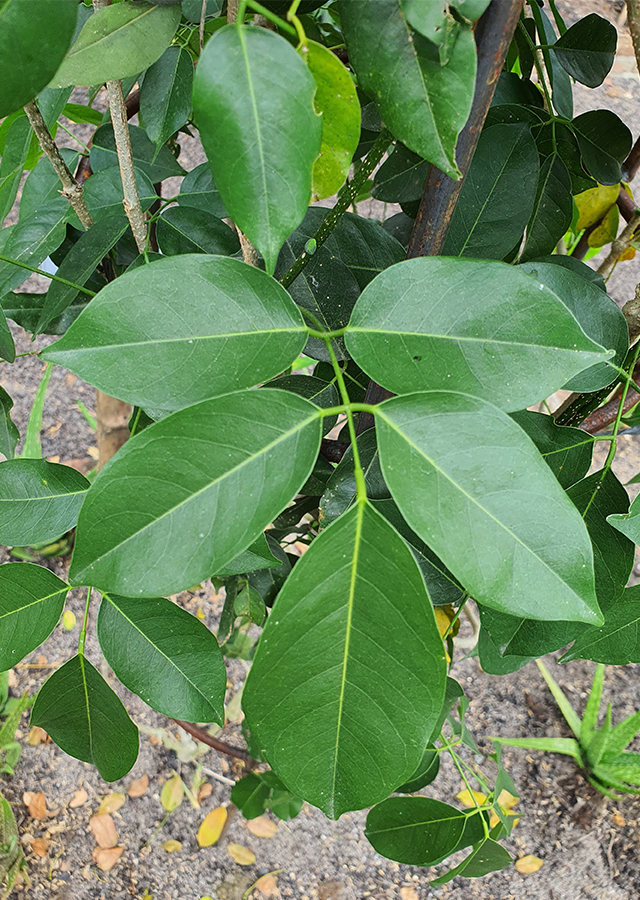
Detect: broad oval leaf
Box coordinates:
(371, 142, 429, 204)
(365, 797, 486, 866)
(243, 502, 447, 818)
(572, 110, 632, 186)
(552, 13, 617, 88)
(42, 255, 307, 411)
(0, 198, 70, 297)
(50, 1, 181, 88)
(91, 124, 185, 184)
(375, 392, 601, 624)
(156, 207, 240, 257)
(176, 163, 228, 219)
(69, 389, 322, 596)
(519, 154, 573, 263)
(97, 594, 227, 723)
(30, 654, 139, 782)
(0, 563, 69, 669)
(82, 165, 157, 223)
(193, 25, 321, 275)
(510, 411, 594, 490)
(562, 584, 640, 665)
(345, 258, 611, 412)
(395, 745, 440, 793)
(0, 0, 77, 117)
(340, 0, 476, 178)
(139, 46, 193, 153)
(0, 459, 89, 547)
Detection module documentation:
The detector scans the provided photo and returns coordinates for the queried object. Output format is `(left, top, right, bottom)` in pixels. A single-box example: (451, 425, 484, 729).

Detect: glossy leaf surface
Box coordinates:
(244, 502, 447, 818)
(0, 563, 69, 670)
(0, 199, 69, 297)
(572, 110, 632, 185)
(156, 207, 240, 257)
(519, 155, 573, 263)
(42, 255, 307, 411)
(509, 411, 593, 489)
(97, 594, 227, 723)
(375, 393, 601, 623)
(371, 142, 429, 203)
(563, 584, 640, 664)
(31, 655, 139, 782)
(193, 25, 321, 275)
(177, 163, 228, 218)
(553, 14, 616, 88)
(139, 46, 193, 153)
(0, 387, 19, 460)
(91, 124, 184, 184)
(346, 258, 610, 411)
(83, 166, 157, 222)
(70, 390, 322, 596)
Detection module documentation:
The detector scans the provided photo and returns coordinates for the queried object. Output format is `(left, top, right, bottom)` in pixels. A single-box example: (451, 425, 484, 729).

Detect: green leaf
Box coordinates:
(2, 291, 88, 337)
(572, 110, 632, 186)
(30, 654, 139, 782)
(375, 392, 601, 624)
(477, 627, 533, 676)
(0, 305, 14, 363)
(340, 0, 476, 178)
(70, 389, 322, 597)
(231, 773, 272, 820)
(0, 199, 70, 296)
(345, 258, 611, 412)
(319, 429, 389, 528)
(581, 663, 605, 746)
(534, 121, 597, 195)
(91, 124, 184, 184)
(156, 207, 240, 257)
(430, 838, 512, 885)
(20, 362, 52, 460)
(602, 709, 640, 760)
(492, 736, 583, 765)
(298, 40, 360, 201)
(43, 255, 307, 411)
(533, 7, 573, 119)
(61, 103, 104, 127)
(37, 85, 75, 129)
(518, 261, 627, 393)
(215, 532, 282, 579)
(519, 154, 573, 262)
(371, 142, 428, 204)
(0, 117, 33, 223)
(395, 745, 440, 793)
(97, 594, 227, 723)
(0, 563, 69, 670)
(0, 386, 19, 460)
(50, 1, 181, 88)
(443, 124, 539, 260)
(243, 502, 447, 818)
(262, 374, 339, 435)
(82, 166, 157, 222)
(19, 148, 79, 223)
(36, 216, 129, 335)
(193, 25, 321, 275)
(139, 46, 193, 155)
(0, 459, 89, 547)
(365, 797, 485, 866)
(608, 491, 640, 548)
(537, 658, 582, 738)
(563, 584, 640, 665)
(552, 14, 616, 88)
(509, 411, 593, 489)
(0, 0, 77, 117)
(176, 163, 228, 219)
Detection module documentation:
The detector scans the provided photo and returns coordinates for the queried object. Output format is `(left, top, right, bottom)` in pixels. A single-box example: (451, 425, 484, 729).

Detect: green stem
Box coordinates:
(55, 120, 91, 155)
(603, 343, 640, 473)
(246, 0, 297, 33)
(324, 337, 367, 502)
(443, 595, 469, 640)
(440, 736, 490, 838)
(78, 588, 92, 657)
(518, 18, 554, 116)
(0, 254, 97, 296)
(280, 128, 393, 290)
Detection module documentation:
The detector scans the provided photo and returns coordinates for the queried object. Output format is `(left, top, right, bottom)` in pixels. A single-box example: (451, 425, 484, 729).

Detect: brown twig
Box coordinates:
(622, 134, 640, 182)
(580, 382, 640, 433)
(171, 719, 255, 767)
(597, 209, 640, 275)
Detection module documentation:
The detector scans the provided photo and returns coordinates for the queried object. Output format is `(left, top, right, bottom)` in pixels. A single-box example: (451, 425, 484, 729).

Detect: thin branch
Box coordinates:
(581, 382, 640, 433)
(621, 133, 640, 182)
(597, 209, 640, 275)
(23, 102, 94, 231)
(171, 719, 255, 767)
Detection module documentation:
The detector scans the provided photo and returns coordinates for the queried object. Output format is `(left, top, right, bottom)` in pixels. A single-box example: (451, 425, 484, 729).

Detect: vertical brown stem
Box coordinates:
(96, 391, 131, 471)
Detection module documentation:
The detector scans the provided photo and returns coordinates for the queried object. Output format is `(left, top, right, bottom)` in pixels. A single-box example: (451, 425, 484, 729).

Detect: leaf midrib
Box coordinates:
(0, 586, 68, 621)
(72, 5, 158, 56)
(47, 326, 304, 355)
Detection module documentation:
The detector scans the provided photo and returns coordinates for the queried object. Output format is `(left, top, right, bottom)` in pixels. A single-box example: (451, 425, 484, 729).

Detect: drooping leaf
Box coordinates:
(0, 199, 70, 296)
(0, 386, 19, 459)
(30, 654, 139, 782)
(371, 142, 428, 204)
(298, 40, 360, 200)
(443, 124, 539, 260)
(0, 459, 89, 547)
(176, 163, 228, 219)
(395, 746, 440, 793)
(42, 255, 307, 411)
(50, 1, 181, 88)
(139, 46, 193, 155)
(340, 0, 476, 178)
(0, 563, 69, 670)
(509, 411, 593, 489)
(572, 110, 632, 186)
(155, 207, 240, 257)
(81, 166, 157, 223)
(215, 532, 282, 579)
(0, 0, 77, 117)
(97, 594, 227, 723)
(91, 124, 184, 184)
(345, 257, 611, 412)
(574, 182, 620, 231)
(2, 291, 88, 337)
(69, 390, 322, 596)
(552, 14, 617, 88)
(519, 154, 573, 262)
(193, 25, 321, 275)
(375, 392, 601, 624)
(533, 7, 573, 119)
(561, 585, 640, 665)
(431, 838, 513, 884)
(243, 502, 447, 818)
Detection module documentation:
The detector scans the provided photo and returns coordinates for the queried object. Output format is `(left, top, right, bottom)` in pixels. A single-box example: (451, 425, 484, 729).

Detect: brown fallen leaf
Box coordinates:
(31, 838, 50, 858)
(515, 854, 544, 874)
(90, 813, 118, 849)
(161, 773, 184, 812)
(28, 726, 49, 746)
(128, 775, 149, 798)
(255, 874, 280, 897)
(400, 888, 418, 900)
(22, 792, 33, 807)
(69, 790, 88, 808)
(28, 792, 47, 820)
(247, 816, 278, 839)
(162, 840, 182, 853)
(198, 783, 212, 803)
(92, 846, 124, 871)
(227, 843, 256, 866)
(197, 807, 227, 847)
(99, 792, 126, 815)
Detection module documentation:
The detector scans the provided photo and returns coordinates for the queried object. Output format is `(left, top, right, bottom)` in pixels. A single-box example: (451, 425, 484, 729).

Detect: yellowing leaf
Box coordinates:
(161, 773, 184, 812)
(197, 806, 227, 847)
(496, 790, 519, 810)
(227, 843, 256, 865)
(588, 203, 619, 248)
(456, 789, 486, 808)
(575, 183, 620, 231)
(255, 873, 280, 896)
(128, 774, 149, 798)
(99, 792, 126, 815)
(515, 854, 544, 874)
(619, 246, 636, 261)
(162, 840, 182, 853)
(247, 815, 278, 838)
(28, 726, 48, 745)
(434, 607, 451, 638)
(62, 609, 76, 630)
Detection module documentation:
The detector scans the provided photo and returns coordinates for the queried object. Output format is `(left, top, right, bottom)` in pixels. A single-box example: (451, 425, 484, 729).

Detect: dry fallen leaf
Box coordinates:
(227, 843, 256, 866)
(22, 792, 33, 807)
(31, 838, 49, 858)
(254, 874, 280, 897)
(69, 790, 88, 808)
(92, 846, 124, 871)
(197, 807, 227, 848)
(198, 783, 212, 803)
(128, 775, 149, 798)
(162, 840, 182, 853)
(28, 726, 49, 746)
(161, 773, 184, 812)
(99, 793, 126, 815)
(612, 811, 626, 827)
(400, 888, 419, 900)
(90, 813, 118, 849)
(515, 854, 543, 874)
(27, 792, 47, 819)
(247, 816, 278, 839)
(456, 789, 487, 808)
